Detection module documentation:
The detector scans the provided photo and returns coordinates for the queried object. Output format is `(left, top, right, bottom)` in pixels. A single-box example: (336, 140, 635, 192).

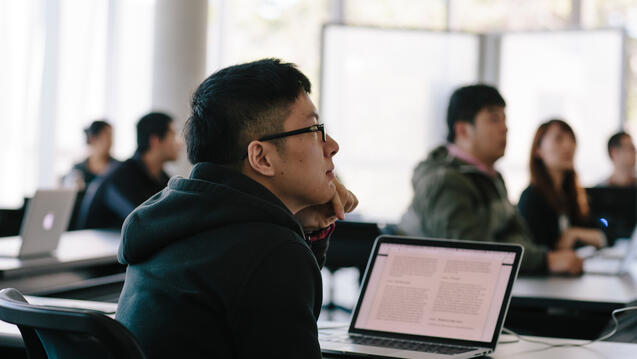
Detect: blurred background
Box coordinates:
(1, 0, 636, 224)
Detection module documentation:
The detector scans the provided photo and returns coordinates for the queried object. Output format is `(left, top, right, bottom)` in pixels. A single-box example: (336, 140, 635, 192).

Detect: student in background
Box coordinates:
(399, 84, 582, 275)
(77, 112, 181, 229)
(63, 120, 120, 190)
(599, 131, 637, 187)
(116, 59, 357, 358)
(518, 119, 606, 250)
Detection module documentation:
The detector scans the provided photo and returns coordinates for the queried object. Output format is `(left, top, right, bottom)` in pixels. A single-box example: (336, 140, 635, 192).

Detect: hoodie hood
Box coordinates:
(118, 162, 303, 265)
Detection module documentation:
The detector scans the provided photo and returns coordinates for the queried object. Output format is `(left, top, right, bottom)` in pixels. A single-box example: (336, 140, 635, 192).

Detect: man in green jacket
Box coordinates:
(399, 84, 582, 275)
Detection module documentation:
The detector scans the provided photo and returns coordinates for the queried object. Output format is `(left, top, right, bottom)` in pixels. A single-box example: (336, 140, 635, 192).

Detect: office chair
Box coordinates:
(323, 221, 381, 315)
(0, 288, 146, 359)
(75, 176, 107, 229)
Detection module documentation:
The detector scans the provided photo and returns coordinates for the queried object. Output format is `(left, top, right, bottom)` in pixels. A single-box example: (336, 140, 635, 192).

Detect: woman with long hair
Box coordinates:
(518, 119, 605, 249)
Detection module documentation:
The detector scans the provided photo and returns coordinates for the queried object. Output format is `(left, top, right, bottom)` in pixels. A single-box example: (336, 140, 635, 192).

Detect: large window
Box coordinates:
(0, 0, 155, 207)
(344, 0, 447, 29)
(449, 0, 573, 31)
(207, 0, 330, 104)
(0, 0, 44, 207)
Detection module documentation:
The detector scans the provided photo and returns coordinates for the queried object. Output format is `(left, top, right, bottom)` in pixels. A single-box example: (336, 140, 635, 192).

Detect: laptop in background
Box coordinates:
(0, 189, 77, 258)
(320, 235, 523, 359)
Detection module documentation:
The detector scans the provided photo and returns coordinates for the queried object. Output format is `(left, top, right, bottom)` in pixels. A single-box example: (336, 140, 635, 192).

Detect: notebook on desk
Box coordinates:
(0, 189, 76, 258)
(319, 235, 523, 359)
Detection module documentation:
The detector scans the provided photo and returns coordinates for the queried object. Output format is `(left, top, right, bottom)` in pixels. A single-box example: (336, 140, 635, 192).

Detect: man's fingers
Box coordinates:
(343, 190, 359, 213)
(331, 191, 345, 220)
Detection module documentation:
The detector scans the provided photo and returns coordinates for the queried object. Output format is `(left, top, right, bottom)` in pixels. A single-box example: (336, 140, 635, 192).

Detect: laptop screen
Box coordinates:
(352, 239, 519, 345)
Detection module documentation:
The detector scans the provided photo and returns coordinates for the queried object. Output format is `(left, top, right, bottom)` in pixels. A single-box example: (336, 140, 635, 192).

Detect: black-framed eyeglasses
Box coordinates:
(259, 123, 326, 143)
(242, 124, 326, 159)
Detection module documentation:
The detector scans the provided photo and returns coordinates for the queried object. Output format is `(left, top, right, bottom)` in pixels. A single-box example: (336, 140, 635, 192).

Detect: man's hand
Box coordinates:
(547, 249, 583, 275)
(295, 180, 358, 233)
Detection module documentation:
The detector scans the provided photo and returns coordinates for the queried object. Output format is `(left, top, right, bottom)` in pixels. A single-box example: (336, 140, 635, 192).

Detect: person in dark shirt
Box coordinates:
(116, 59, 358, 358)
(63, 120, 120, 190)
(77, 112, 181, 229)
(599, 131, 637, 187)
(518, 119, 606, 250)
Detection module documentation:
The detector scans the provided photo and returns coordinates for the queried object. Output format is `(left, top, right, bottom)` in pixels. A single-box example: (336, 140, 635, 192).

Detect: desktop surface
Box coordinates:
(512, 264, 637, 310)
(0, 229, 120, 277)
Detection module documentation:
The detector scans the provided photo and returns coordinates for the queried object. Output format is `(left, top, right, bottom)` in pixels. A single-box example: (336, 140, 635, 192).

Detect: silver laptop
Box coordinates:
(320, 235, 523, 359)
(583, 226, 637, 275)
(0, 189, 77, 258)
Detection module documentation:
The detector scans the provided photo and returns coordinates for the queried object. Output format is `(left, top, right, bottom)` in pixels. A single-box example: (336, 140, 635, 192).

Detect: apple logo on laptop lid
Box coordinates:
(42, 212, 55, 231)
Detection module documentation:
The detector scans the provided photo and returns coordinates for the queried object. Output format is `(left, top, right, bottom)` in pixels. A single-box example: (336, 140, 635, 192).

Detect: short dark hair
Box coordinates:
(184, 58, 311, 166)
(136, 112, 173, 154)
(608, 131, 630, 157)
(446, 84, 506, 143)
(84, 120, 111, 144)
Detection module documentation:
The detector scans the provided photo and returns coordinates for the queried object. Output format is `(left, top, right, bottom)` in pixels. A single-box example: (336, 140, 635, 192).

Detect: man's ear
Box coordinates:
(454, 121, 471, 141)
(246, 141, 277, 177)
(148, 134, 161, 150)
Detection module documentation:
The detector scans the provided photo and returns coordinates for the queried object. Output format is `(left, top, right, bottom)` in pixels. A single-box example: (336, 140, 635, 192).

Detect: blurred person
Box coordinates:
(63, 120, 120, 190)
(599, 131, 637, 187)
(518, 119, 606, 250)
(399, 84, 582, 275)
(77, 112, 181, 229)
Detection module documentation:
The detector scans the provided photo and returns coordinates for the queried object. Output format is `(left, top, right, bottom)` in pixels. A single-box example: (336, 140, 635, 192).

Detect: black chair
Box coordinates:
(0, 288, 146, 359)
(323, 221, 381, 314)
(0, 198, 29, 237)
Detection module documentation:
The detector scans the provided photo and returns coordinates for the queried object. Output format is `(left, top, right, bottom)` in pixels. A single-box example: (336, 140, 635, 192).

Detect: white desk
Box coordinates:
(0, 229, 121, 278)
(318, 322, 637, 359)
(489, 335, 637, 358)
(513, 267, 637, 310)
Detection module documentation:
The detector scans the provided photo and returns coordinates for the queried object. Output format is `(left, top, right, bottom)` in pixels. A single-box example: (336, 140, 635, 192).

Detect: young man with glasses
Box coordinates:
(116, 59, 357, 358)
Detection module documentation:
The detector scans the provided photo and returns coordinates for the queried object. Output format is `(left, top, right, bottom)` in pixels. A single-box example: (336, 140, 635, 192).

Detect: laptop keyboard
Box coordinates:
(325, 334, 475, 354)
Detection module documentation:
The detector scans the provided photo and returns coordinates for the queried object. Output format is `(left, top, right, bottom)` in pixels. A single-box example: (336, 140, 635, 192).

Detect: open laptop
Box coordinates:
(0, 189, 76, 258)
(320, 235, 523, 359)
(583, 225, 637, 276)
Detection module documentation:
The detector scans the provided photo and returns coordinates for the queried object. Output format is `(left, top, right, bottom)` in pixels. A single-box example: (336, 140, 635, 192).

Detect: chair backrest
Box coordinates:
(324, 221, 381, 280)
(0, 288, 146, 359)
(75, 176, 108, 229)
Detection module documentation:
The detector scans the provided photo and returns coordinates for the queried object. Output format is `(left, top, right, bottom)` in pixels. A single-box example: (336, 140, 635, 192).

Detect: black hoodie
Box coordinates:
(115, 162, 324, 358)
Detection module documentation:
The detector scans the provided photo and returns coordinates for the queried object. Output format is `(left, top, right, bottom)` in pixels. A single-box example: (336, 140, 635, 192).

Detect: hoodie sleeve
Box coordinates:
(231, 241, 322, 359)
(413, 169, 548, 273)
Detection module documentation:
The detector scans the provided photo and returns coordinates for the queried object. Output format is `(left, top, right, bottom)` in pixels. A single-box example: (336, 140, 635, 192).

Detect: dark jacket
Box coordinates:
(68, 156, 120, 188)
(78, 153, 169, 229)
(518, 184, 596, 249)
(399, 145, 547, 273)
(115, 162, 324, 359)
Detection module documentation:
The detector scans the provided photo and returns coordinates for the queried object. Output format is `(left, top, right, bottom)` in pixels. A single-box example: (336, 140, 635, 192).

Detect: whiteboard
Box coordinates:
(321, 25, 480, 223)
